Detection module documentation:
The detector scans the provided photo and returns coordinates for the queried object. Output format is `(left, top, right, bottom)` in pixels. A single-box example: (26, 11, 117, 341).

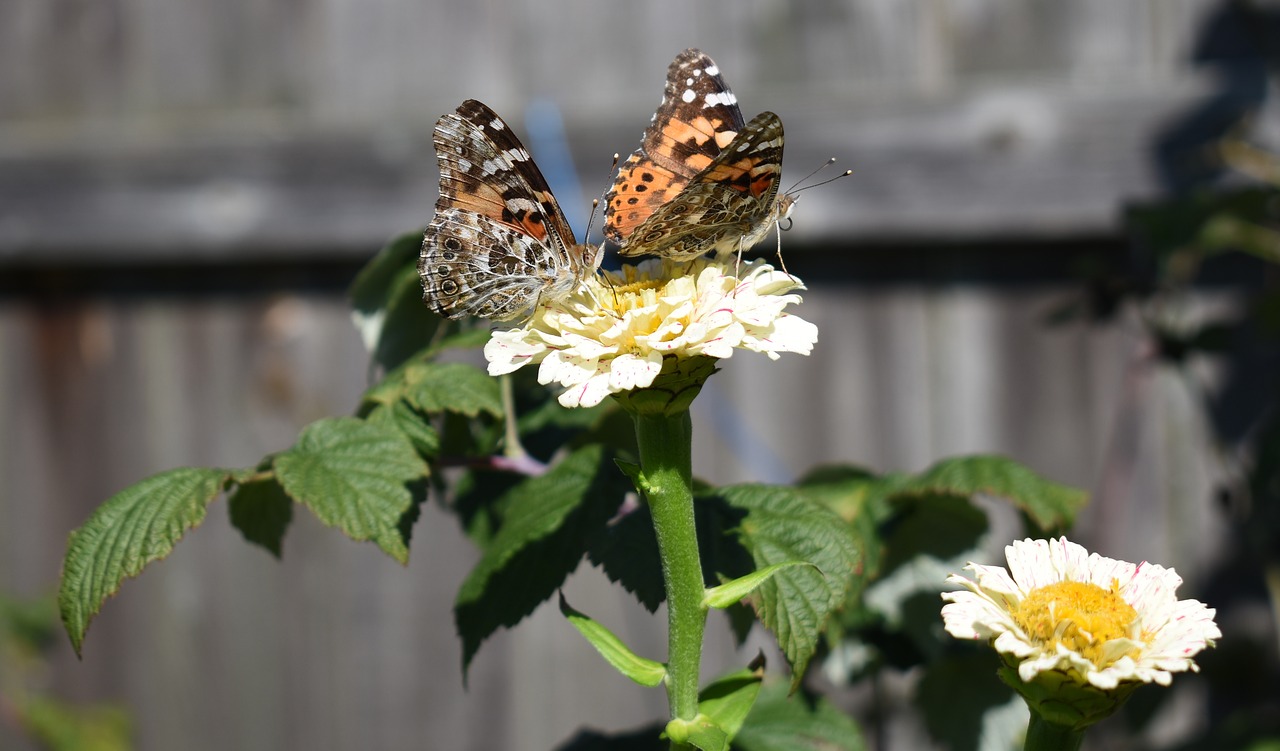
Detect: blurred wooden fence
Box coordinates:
(1, 0, 1270, 749)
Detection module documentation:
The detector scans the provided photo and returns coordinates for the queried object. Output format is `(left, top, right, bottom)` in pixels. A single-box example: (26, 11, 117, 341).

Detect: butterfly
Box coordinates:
(419, 99, 601, 322)
(603, 48, 795, 263)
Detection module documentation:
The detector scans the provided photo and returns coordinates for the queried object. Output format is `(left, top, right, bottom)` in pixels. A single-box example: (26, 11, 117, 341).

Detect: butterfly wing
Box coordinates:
(421, 208, 570, 321)
(604, 49, 747, 246)
(615, 111, 785, 260)
(420, 99, 593, 321)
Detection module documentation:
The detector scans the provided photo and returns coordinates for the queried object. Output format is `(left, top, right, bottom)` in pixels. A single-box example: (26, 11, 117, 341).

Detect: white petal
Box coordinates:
(609, 352, 663, 390)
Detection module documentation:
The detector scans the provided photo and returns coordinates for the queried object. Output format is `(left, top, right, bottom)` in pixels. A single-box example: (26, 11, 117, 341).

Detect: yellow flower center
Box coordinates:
(1012, 580, 1140, 668)
(611, 279, 666, 297)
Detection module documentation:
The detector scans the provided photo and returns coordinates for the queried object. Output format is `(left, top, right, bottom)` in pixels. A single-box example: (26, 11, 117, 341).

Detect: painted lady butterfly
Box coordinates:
(419, 99, 601, 322)
(604, 49, 794, 262)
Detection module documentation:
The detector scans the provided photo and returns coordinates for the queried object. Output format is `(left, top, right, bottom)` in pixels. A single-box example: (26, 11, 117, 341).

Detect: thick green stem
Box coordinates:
(635, 409, 705, 725)
(1024, 711, 1085, 751)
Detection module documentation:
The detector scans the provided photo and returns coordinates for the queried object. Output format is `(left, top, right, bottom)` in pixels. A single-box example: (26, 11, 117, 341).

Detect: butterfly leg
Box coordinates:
(773, 217, 791, 276)
(733, 235, 746, 293)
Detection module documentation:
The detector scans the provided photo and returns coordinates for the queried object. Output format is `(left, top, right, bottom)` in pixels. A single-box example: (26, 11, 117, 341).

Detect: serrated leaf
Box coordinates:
(273, 417, 427, 563)
(734, 683, 867, 751)
(895, 455, 1087, 532)
(796, 466, 895, 617)
(587, 502, 666, 613)
(455, 445, 629, 674)
(560, 593, 666, 686)
(712, 485, 859, 687)
(366, 400, 441, 458)
(405, 361, 502, 418)
(60, 467, 232, 655)
(704, 562, 816, 610)
(227, 478, 293, 558)
(698, 665, 764, 743)
(588, 496, 752, 617)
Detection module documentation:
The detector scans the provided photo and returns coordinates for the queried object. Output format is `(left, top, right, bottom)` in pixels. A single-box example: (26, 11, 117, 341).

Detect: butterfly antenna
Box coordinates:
(784, 157, 837, 194)
(584, 153, 621, 243)
(790, 168, 853, 195)
(770, 161, 850, 276)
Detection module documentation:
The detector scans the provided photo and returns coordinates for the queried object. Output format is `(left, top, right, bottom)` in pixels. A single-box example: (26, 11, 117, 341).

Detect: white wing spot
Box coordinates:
(705, 64, 719, 76)
(490, 119, 505, 131)
(505, 148, 530, 162)
(704, 92, 736, 108)
(686, 77, 694, 86)
(682, 88, 696, 103)
(458, 158, 472, 172)
(507, 198, 541, 214)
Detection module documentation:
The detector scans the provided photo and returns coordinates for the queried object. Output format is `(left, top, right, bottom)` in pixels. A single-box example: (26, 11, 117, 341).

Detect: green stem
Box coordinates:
(635, 409, 705, 726)
(1024, 711, 1085, 751)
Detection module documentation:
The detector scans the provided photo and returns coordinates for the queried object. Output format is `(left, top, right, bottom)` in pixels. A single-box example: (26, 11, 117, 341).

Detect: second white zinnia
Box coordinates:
(941, 537, 1219, 691)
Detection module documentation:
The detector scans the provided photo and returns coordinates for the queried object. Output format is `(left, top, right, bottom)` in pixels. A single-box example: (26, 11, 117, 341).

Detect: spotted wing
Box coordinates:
(421, 208, 579, 321)
(420, 99, 592, 321)
(604, 48, 747, 246)
(615, 111, 785, 260)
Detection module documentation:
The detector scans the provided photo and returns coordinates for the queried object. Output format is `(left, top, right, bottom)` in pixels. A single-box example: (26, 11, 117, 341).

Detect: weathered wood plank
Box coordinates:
(1, 75, 1267, 263)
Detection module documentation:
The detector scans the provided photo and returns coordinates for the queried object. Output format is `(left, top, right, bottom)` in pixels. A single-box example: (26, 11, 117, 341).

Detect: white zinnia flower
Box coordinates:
(941, 537, 1220, 692)
(484, 254, 817, 408)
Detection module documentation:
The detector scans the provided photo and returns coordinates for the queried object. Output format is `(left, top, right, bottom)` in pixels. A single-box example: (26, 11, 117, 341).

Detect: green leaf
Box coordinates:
(698, 664, 764, 743)
(455, 444, 629, 674)
(361, 358, 501, 421)
(795, 464, 883, 522)
(227, 476, 293, 558)
(704, 562, 817, 610)
(894, 455, 1087, 532)
(712, 485, 860, 687)
(734, 683, 868, 751)
(796, 465, 896, 618)
(273, 417, 428, 563)
(59, 467, 232, 655)
(366, 400, 441, 458)
(588, 494, 754, 617)
(349, 231, 444, 372)
(586, 502, 666, 613)
(406, 361, 502, 418)
(666, 715, 728, 751)
(560, 593, 666, 687)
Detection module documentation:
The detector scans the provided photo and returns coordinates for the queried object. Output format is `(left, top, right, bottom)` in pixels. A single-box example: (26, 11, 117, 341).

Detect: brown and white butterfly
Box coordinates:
(604, 49, 795, 263)
(419, 99, 601, 322)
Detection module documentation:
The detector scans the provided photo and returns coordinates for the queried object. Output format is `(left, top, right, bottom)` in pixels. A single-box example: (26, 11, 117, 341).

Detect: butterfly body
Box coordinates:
(420, 99, 599, 322)
(604, 49, 790, 262)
